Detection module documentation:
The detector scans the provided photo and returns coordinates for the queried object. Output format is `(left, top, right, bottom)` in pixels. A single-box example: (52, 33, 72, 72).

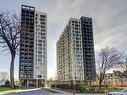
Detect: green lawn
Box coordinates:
(0, 87, 12, 91)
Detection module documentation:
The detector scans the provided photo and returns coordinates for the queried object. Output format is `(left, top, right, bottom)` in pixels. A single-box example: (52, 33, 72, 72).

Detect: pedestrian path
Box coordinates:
(0, 90, 17, 95)
(0, 88, 41, 95)
(16, 88, 41, 92)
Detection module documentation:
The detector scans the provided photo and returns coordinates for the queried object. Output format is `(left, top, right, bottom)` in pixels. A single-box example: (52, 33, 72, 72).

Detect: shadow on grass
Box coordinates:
(42, 87, 61, 93)
(0, 87, 13, 91)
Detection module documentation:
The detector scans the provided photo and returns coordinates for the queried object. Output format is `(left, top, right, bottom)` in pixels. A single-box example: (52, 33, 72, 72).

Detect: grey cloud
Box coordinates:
(95, 23, 127, 50)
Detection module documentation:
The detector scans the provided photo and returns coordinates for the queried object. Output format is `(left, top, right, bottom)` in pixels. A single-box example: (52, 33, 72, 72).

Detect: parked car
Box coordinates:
(107, 88, 127, 95)
(15, 84, 22, 88)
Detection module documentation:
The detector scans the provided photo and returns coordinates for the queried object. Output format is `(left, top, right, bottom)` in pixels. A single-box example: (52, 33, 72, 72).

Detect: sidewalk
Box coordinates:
(0, 88, 41, 95)
(0, 89, 17, 95)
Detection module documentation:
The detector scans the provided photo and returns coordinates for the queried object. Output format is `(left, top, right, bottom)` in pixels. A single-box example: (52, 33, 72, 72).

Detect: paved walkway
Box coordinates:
(0, 88, 41, 95)
(3, 89, 50, 95)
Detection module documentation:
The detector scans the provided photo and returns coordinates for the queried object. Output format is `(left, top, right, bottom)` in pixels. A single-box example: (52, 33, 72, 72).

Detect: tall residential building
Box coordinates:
(56, 17, 96, 83)
(19, 5, 47, 87)
(81, 17, 96, 82)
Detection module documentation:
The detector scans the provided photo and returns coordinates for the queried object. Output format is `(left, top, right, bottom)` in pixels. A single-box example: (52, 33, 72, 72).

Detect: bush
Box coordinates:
(5, 80, 10, 87)
(51, 83, 87, 93)
(0, 80, 10, 87)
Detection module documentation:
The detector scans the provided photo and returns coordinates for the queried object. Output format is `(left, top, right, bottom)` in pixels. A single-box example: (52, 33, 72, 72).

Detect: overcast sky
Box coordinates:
(0, 0, 127, 79)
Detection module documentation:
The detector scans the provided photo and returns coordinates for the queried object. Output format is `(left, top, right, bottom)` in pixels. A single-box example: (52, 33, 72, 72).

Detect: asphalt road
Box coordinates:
(51, 93, 105, 95)
(5, 89, 105, 95)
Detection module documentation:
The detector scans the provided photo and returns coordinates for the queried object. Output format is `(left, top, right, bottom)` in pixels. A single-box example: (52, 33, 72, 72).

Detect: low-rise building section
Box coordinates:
(105, 71, 127, 86)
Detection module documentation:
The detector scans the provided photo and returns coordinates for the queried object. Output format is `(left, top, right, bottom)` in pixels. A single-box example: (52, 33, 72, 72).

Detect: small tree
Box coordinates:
(5, 80, 10, 87)
(0, 11, 20, 88)
(119, 57, 127, 72)
(97, 47, 123, 89)
(118, 57, 127, 85)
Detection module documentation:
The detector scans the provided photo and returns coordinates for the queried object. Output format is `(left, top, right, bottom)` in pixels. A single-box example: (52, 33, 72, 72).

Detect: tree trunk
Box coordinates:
(99, 73, 105, 89)
(99, 80, 102, 89)
(99, 77, 103, 89)
(89, 81, 92, 86)
(10, 52, 15, 88)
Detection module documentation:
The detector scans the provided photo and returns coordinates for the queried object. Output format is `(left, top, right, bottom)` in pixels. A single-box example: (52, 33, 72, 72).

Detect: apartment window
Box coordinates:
(40, 18, 45, 21)
(38, 47, 42, 50)
(40, 15, 46, 18)
(43, 40, 45, 43)
(20, 75, 23, 77)
(38, 43, 42, 46)
(38, 59, 42, 62)
(36, 14, 38, 16)
(40, 22, 45, 25)
(40, 25, 45, 28)
(38, 51, 42, 54)
(40, 63, 42, 65)
(38, 75, 42, 78)
(38, 40, 42, 43)
(38, 55, 42, 58)
(43, 55, 45, 59)
(72, 21, 74, 23)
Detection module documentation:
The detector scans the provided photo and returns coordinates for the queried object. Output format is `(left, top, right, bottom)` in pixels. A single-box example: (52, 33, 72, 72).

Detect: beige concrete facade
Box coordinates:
(57, 18, 84, 83)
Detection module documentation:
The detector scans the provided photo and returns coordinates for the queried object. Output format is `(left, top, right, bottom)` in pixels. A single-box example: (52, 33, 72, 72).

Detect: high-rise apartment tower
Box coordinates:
(56, 17, 96, 83)
(19, 5, 47, 87)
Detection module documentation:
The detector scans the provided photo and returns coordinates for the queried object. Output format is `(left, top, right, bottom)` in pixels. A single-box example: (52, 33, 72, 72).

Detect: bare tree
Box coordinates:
(96, 47, 123, 89)
(0, 72, 9, 81)
(0, 11, 20, 88)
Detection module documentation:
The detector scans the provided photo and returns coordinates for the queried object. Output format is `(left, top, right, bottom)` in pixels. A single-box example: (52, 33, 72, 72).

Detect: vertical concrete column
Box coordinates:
(27, 80, 29, 87)
(36, 79, 38, 87)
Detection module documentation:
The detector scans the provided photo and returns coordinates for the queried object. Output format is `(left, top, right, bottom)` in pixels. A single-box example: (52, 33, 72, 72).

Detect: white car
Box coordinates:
(107, 88, 127, 95)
